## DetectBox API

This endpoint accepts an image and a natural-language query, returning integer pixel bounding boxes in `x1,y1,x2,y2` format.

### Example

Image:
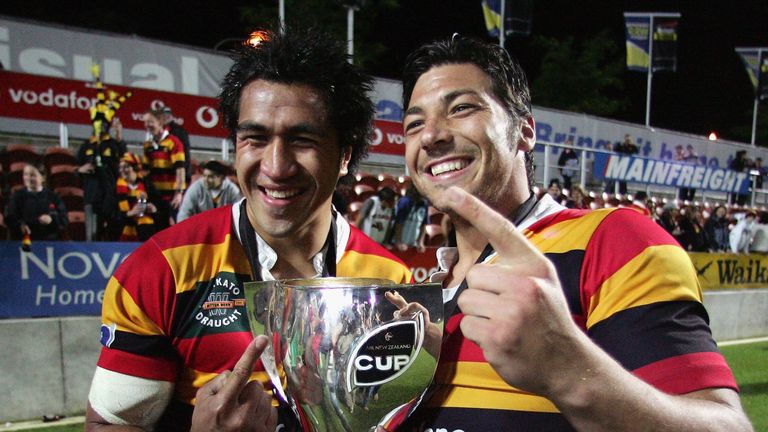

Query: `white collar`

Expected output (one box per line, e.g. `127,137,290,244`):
231,198,350,281
433,194,565,301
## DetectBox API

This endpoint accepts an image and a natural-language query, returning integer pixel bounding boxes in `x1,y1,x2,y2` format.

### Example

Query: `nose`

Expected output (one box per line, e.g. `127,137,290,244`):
419,117,453,152
260,139,297,180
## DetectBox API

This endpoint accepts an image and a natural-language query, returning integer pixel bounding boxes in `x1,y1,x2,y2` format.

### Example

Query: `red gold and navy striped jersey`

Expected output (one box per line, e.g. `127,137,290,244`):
115,177,154,241
142,131,185,201
96,205,411,428
402,206,736,431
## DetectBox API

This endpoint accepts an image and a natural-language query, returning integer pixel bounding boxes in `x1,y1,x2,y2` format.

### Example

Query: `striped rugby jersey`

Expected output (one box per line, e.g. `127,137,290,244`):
142,130,185,201
402,199,736,431
96,204,412,428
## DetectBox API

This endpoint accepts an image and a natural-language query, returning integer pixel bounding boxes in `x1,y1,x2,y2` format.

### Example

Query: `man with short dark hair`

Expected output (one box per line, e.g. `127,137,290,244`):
161,106,193,186
176,160,242,222
86,26,411,431
395,35,752,431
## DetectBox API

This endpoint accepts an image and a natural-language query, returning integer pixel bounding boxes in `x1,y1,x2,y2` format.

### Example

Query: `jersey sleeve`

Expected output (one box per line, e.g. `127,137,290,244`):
581,209,737,394
97,238,180,382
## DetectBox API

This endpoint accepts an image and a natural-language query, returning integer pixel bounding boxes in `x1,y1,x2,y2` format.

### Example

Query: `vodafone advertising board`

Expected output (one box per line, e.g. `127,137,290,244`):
0,69,408,156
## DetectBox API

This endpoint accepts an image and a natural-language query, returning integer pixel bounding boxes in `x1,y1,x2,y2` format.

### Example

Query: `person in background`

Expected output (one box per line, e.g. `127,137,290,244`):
76,117,124,239
676,205,708,252
627,190,652,217
564,184,589,210
357,186,397,245
606,134,639,195
557,140,578,191
392,183,430,252
113,152,158,242
704,205,730,252
5,162,68,242
730,150,749,206
676,144,699,201
396,34,751,431
730,210,756,253
161,106,193,187
176,160,242,222
142,108,186,231
544,179,565,204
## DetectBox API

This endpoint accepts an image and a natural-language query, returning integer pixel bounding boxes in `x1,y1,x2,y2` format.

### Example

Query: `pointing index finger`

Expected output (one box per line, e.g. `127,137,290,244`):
219,335,269,401
443,186,541,261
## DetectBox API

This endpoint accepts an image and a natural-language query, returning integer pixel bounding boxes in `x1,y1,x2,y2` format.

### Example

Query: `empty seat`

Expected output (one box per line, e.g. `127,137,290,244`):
48,165,81,189
55,186,85,212
5,144,40,171
67,211,86,241
355,173,379,189
44,147,77,170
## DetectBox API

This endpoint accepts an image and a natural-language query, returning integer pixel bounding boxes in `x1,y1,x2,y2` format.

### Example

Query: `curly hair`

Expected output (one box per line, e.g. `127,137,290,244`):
402,35,535,190
219,26,375,174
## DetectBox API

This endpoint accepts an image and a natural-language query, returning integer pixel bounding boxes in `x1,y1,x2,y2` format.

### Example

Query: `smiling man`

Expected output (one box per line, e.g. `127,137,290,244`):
85,27,411,432
396,36,753,431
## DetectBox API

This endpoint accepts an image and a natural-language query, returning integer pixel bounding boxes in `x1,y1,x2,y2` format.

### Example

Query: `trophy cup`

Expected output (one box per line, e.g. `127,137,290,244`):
245,278,443,432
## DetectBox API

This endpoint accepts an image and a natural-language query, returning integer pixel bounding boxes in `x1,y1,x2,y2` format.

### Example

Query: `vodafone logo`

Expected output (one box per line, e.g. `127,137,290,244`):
196,106,219,129
8,87,97,110
371,127,383,146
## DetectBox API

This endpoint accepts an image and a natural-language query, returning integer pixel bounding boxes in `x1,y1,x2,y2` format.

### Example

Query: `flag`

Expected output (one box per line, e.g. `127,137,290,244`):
736,48,761,90
760,50,768,102
624,13,680,72
652,17,679,72
481,0,503,37
624,14,651,71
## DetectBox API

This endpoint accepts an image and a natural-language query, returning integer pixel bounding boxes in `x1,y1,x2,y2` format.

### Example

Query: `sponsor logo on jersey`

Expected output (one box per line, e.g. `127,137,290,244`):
193,273,246,330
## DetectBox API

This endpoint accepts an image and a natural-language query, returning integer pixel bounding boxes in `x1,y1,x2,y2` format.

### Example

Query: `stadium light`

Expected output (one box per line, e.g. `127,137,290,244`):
708,131,718,141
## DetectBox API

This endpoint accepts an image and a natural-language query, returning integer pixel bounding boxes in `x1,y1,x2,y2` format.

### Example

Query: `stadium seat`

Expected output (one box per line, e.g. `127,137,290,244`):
5,144,40,171
353,183,376,200
43,147,77,170
0,213,6,240
48,164,81,189
66,211,86,241
355,173,379,189
346,200,364,226
55,186,85,212
377,174,399,192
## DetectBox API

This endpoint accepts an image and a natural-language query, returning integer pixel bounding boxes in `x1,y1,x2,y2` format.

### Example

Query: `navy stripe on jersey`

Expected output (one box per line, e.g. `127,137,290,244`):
110,330,179,360
587,300,718,371
400,407,576,431
545,250,584,316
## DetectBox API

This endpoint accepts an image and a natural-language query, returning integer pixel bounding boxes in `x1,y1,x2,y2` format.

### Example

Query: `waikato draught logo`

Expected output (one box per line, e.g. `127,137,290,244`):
193,273,247,330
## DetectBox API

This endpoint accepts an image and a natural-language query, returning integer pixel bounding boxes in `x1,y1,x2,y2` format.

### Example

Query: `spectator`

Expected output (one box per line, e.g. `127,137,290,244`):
607,134,639,194
176,160,242,222
729,150,749,206
564,184,589,209
557,141,578,190
161,106,193,186
704,205,730,252
627,190,652,217
142,109,186,231
677,144,699,201
76,117,125,239
750,211,768,254
5,162,68,241
677,206,708,252
729,210,756,253
357,186,397,245
113,152,158,242
545,179,565,204
392,183,430,252
754,157,765,190
657,202,682,239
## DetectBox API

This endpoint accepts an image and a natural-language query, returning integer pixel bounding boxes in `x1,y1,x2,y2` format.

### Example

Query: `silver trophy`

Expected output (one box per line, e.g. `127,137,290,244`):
245,277,443,432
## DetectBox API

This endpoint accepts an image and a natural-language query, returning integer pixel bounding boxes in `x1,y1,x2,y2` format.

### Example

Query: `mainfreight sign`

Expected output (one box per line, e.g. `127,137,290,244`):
593,153,751,195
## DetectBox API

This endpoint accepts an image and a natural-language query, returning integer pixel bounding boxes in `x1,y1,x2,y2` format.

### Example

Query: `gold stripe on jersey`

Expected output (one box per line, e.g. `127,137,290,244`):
586,244,702,328
161,235,249,294
103,278,165,336
175,367,272,405
429,362,559,412
524,210,607,253
337,250,412,283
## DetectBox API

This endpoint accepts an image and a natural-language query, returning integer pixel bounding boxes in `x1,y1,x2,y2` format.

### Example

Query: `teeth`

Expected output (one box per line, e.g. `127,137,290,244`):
431,160,469,176
265,188,300,199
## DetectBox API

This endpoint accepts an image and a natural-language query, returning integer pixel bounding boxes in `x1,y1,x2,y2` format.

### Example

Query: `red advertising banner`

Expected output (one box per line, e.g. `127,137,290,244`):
0,69,405,156
0,69,227,138
390,247,439,283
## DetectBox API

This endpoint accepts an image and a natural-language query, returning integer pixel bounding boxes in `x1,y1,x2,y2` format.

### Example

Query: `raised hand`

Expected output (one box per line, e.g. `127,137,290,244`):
191,336,278,432
444,186,586,398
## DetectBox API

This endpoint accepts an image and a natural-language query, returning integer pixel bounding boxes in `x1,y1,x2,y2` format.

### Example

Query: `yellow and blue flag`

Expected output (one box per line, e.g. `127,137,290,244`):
481,0,503,37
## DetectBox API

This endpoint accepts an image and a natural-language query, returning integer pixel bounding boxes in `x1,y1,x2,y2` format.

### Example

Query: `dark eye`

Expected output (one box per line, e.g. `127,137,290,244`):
451,103,475,114
404,119,424,134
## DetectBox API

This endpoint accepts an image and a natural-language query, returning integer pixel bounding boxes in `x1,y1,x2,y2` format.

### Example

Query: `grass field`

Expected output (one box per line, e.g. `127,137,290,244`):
720,341,768,431
22,341,768,432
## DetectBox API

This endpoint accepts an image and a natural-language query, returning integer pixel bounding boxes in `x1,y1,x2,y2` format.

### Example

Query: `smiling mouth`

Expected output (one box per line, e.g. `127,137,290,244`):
262,187,301,199
430,159,470,176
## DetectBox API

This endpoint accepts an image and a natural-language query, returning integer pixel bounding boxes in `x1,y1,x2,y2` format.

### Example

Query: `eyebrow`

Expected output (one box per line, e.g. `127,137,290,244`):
235,121,326,137
404,88,481,117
